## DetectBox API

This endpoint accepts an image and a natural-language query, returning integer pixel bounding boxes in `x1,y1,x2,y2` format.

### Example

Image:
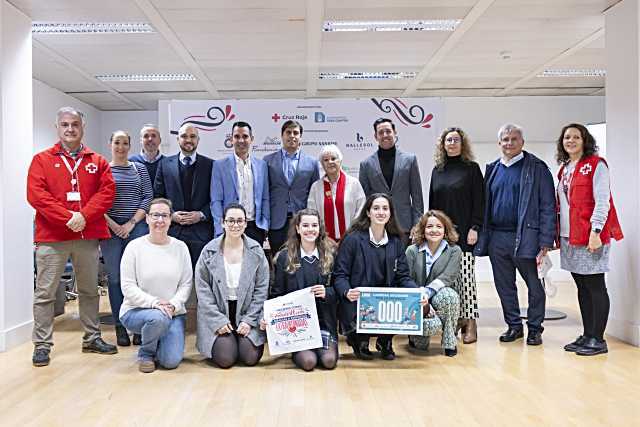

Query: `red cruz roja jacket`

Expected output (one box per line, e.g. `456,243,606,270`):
27,142,115,242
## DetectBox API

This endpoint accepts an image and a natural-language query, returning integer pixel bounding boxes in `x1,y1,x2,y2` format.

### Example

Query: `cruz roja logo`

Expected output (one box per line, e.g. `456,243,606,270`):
272,113,308,123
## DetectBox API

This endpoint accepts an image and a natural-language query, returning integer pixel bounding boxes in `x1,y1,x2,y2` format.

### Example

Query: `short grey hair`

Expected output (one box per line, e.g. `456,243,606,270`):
318,144,343,162
140,123,160,136
56,107,85,126
498,123,524,141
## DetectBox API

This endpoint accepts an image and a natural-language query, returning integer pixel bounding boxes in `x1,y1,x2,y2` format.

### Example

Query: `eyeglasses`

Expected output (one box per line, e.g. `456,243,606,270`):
148,213,170,220
224,219,246,226
445,137,461,144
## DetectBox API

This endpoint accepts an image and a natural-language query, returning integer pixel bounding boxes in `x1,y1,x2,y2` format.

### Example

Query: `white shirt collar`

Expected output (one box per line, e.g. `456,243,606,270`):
234,152,251,165
500,152,524,167
369,227,389,246
141,150,162,163
300,247,319,259
179,152,196,164
418,240,448,257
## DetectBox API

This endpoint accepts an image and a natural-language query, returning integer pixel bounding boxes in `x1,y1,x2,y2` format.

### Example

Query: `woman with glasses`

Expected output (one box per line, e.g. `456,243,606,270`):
269,208,339,371
555,123,623,356
428,127,484,344
195,203,269,368
100,130,153,346
307,145,366,242
119,198,193,373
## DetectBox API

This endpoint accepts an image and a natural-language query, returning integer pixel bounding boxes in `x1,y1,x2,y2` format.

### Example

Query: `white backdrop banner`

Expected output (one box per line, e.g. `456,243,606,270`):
166,98,443,183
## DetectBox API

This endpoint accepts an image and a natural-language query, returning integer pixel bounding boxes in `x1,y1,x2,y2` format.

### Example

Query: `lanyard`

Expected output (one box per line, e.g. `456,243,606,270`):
59,154,83,188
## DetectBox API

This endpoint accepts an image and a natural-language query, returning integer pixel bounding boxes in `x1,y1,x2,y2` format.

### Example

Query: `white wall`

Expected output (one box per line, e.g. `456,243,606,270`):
1,1,34,351
100,110,158,157
33,79,101,155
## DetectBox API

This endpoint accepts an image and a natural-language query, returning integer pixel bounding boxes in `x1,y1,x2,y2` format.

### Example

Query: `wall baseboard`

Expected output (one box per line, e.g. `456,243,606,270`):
606,317,640,347
0,319,33,352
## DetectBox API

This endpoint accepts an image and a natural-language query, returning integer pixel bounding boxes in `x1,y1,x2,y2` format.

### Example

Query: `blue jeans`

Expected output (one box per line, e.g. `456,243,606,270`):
120,309,185,369
99,221,147,327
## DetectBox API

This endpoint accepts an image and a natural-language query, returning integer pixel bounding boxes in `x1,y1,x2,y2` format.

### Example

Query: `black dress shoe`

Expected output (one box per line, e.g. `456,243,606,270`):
576,338,608,356
132,333,142,346
82,337,118,354
526,330,543,346
376,338,395,360
564,335,588,352
347,334,373,360
115,325,131,347
32,348,50,367
444,347,457,357
499,328,524,342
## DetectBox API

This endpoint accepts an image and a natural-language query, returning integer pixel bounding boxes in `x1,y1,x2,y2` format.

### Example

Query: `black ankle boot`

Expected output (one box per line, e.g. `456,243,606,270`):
115,325,131,347
132,334,142,346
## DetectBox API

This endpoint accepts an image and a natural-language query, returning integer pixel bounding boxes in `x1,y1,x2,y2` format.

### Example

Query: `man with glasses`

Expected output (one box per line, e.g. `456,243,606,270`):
210,121,269,245
27,106,117,367
358,118,424,245
154,123,214,268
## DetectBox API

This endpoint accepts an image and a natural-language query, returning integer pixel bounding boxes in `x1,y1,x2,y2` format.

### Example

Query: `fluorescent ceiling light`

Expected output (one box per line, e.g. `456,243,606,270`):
319,72,417,80
323,20,461,32
32,22,155,34
95,73,196,82
538,69,606,77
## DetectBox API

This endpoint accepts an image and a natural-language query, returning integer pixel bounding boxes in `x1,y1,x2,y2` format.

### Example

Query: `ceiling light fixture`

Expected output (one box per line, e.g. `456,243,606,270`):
95,73,196,82
32,22,155,34
538,69,606,77
323,19,461,32
319,71,417,80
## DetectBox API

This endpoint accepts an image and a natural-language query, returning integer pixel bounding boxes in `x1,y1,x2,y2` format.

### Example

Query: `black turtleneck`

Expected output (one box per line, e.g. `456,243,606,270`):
377,145,396,189
428,155,484,253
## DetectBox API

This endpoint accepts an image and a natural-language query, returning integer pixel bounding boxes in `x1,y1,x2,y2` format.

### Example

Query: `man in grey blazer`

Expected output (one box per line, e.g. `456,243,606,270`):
359,118,424,244
263,120,320,253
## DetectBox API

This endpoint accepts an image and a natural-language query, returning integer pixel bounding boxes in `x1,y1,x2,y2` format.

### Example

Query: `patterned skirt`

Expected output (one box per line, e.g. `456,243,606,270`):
453,252,479,319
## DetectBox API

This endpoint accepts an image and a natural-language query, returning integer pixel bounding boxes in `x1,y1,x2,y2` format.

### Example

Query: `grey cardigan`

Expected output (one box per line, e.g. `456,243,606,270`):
405,243,462,293
195,235,270,358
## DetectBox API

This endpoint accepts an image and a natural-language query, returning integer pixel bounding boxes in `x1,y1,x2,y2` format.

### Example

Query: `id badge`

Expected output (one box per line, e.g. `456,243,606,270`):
67,191,81,201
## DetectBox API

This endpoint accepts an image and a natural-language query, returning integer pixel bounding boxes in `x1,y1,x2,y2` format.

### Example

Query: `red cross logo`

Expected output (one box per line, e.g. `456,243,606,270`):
85,163,98,174
579,164,592,176
271,113,281,123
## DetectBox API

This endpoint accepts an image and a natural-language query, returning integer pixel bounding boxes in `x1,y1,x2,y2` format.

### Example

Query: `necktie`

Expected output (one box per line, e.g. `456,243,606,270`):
183,156,192,167
285,154,295,184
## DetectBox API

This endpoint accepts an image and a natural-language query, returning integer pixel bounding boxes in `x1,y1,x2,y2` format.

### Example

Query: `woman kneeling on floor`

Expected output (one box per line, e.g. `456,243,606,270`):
195,203,269,368
269,209,339,371
119,198,193,373
405,210,462,357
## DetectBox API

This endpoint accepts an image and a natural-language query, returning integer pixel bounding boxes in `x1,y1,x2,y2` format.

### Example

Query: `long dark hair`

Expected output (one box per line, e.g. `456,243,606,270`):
344,193,402,237
281,209,337,275
555,123,599,164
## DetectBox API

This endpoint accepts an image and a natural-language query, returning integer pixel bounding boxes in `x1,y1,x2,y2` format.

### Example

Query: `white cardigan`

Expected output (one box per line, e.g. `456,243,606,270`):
307,172,366,239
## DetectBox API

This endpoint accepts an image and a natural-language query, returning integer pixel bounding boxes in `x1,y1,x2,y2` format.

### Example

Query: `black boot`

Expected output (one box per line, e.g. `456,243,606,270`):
347,333,373,360
132,334,142,346
115,325,131,347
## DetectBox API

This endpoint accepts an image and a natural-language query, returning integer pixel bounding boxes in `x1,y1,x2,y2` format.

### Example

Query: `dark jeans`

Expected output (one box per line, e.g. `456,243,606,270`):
488,230,545,331
99,221,148,327
571,273,609,340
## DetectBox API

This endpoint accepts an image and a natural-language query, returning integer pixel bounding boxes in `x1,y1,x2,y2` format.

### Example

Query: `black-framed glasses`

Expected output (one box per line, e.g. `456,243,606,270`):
224,218,246,226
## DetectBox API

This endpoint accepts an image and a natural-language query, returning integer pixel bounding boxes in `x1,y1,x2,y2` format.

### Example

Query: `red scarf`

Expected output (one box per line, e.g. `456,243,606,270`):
323,171,347,241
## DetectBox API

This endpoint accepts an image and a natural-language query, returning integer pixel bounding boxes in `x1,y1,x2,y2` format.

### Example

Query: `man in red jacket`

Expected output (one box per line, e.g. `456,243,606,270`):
27,107,117,367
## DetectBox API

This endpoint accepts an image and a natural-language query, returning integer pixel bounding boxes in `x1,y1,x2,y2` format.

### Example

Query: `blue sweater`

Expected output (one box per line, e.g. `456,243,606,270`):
489,160,523,231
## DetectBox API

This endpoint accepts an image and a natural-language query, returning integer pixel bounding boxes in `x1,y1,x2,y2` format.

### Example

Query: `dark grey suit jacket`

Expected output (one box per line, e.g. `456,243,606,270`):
358,148,424,231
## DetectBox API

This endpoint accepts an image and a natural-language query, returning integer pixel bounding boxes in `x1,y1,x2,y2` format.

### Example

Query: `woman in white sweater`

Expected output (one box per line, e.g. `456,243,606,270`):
119,198,192,373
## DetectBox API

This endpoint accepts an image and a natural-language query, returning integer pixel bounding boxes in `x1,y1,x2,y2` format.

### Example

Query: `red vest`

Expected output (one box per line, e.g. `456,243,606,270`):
557,155,623,246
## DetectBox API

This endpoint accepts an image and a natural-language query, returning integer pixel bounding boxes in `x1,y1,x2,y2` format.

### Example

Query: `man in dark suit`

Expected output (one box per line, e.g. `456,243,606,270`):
358,118,424,244
263,120,320,253
154,123,214,267
210,121,269,244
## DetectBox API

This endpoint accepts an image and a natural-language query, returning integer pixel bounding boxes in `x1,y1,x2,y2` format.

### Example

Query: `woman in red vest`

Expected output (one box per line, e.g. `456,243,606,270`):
556,123,623,356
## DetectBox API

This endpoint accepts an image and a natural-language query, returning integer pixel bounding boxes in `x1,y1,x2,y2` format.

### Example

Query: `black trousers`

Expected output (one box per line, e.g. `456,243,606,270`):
268,216,291,255
244,220,266,246
571,272,609,341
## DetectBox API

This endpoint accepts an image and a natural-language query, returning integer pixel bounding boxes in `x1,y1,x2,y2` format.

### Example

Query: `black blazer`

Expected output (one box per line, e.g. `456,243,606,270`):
333,230,417,300
154,153,214,242
271,250,338,337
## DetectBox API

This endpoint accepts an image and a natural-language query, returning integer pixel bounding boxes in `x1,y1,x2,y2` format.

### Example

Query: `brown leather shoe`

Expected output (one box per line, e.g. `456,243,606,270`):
456,319,467,336
463,319,478,344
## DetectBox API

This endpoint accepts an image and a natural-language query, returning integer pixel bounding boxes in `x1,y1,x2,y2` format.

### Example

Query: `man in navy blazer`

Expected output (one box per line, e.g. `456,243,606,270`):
154,123,214,268
210,121,269,244
263,120,320,253
474,123,556,346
